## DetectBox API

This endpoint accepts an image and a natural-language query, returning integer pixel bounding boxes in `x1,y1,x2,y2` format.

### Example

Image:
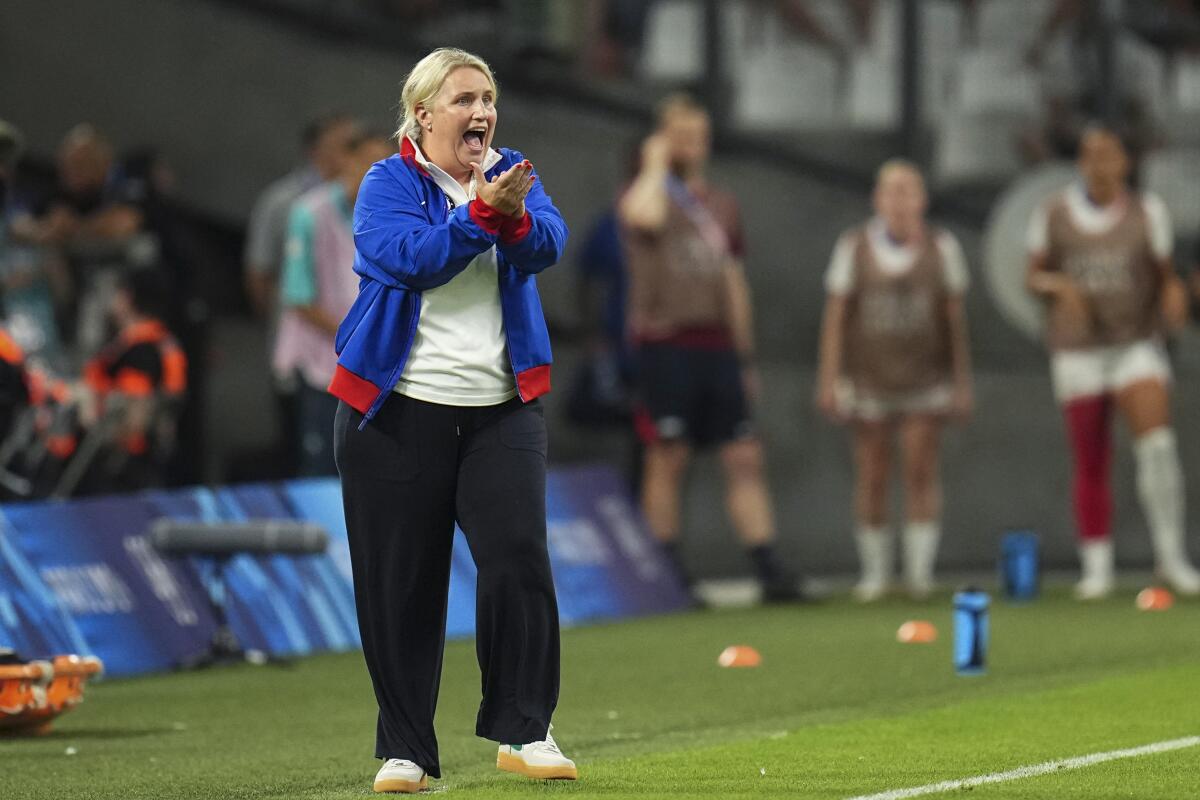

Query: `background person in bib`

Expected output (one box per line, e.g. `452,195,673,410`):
329,48,576,793
619,93,805,604
1026,126,1199,600
816,160,973,602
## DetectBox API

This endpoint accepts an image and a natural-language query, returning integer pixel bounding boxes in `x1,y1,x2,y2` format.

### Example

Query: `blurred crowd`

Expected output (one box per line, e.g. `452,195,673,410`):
0,121,208,500
2,0,1198,516
0,113,401,499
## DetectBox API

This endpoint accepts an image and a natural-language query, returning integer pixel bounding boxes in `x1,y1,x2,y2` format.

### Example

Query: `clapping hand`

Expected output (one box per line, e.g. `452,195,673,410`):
471,160,535,217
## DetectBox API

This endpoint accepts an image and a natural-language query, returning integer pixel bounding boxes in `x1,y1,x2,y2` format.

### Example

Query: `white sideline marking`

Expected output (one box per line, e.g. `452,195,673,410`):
845,736,1200,800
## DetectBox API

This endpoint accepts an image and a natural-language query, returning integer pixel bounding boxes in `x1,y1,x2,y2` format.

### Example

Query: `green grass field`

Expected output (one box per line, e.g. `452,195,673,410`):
8,586,1200,799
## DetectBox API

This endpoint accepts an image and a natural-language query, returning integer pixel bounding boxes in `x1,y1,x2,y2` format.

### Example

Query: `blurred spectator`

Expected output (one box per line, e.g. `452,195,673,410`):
1021,1,1184,163
619,94,803,602
749,1,979,62
244,113,359,319
76,268,186,494
273,130,392,477
8,124,155,355
0,120,68,364
0,327,31,455
0,325,33,501
566,143,641,429
566,208,632,428
12,125,143,249
0,122,31,449
117,147,212,485
756,0,875,62
1028,0,1200,65
244,113,358,474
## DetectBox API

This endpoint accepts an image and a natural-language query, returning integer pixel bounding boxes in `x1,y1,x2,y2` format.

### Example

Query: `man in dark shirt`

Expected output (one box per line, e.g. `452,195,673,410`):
16,125,144,248
9,125,152,353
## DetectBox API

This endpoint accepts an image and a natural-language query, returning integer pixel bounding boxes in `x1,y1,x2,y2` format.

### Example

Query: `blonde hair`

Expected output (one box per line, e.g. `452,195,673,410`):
395,48,499,143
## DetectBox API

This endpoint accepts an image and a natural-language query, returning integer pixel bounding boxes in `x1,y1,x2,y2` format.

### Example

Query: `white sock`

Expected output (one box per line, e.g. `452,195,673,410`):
855,525,892,588
1134,428,1189,568
903,521,940,591
1078,538,1114,589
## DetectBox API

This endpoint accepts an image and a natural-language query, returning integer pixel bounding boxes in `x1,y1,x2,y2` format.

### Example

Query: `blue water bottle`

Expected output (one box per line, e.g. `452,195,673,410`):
1000,530,1040,601
953,589,989,676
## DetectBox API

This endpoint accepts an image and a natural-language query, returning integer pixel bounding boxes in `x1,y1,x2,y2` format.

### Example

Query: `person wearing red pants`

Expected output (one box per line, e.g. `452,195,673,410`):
1026,126,1199,600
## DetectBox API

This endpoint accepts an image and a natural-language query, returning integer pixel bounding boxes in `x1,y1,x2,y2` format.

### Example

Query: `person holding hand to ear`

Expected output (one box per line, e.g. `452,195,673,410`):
329,48,574,793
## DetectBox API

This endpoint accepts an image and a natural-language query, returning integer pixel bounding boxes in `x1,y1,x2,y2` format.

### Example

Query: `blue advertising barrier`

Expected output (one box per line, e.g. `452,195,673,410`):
0,465,689,676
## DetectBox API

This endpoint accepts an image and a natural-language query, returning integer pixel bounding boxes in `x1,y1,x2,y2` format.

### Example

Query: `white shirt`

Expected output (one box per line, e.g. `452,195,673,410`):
392,139,517,406
825,218,969,296
1025,183,1173,259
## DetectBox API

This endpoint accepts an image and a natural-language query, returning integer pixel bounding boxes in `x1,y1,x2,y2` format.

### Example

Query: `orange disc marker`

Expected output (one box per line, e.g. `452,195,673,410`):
1136,587,1174,611
717,645,762,668
896,620,938,643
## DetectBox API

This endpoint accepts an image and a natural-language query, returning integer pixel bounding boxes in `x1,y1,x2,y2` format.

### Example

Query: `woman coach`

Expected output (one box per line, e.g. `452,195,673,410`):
329,48,575,793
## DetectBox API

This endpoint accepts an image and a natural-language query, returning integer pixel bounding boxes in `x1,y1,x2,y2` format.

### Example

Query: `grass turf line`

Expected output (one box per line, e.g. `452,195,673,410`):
5,587,1199,799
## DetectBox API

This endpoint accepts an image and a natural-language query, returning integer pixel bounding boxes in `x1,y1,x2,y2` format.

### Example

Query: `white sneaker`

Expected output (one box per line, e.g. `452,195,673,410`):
853,575,890,603
1075,539,1114,601
373,759,427,794
1158,559,1200,596
497,725,577,780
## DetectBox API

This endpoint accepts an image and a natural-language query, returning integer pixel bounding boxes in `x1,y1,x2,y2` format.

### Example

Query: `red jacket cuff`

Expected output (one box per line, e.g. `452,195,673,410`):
468,196,505,235
500,211,532,245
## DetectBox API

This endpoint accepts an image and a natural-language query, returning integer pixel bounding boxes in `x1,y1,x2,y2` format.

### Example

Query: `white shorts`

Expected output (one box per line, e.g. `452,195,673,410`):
836,379,953,422
1050,339,1171,405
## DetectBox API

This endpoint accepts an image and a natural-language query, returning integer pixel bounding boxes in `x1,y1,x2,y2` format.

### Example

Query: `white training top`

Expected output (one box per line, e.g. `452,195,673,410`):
1025,182,1173,259
392,140,518,406
824,217,969,296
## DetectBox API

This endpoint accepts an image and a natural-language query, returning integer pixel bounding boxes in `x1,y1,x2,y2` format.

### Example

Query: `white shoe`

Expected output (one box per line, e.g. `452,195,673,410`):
853,575,890,603
497,725,577,780
1075,539,1114,601
1075,573,1114,601
373,759,427,794
1158,559,1200,596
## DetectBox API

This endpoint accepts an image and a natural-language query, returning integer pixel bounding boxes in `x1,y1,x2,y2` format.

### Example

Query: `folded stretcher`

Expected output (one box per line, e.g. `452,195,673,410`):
0,654,104,735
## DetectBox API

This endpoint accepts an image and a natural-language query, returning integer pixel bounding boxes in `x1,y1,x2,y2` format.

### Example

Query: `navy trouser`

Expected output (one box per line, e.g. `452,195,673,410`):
333,395,559,778
297,377,339,477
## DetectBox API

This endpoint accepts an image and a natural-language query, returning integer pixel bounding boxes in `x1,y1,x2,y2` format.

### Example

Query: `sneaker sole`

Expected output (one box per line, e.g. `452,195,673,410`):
497,751,578,780
373,775,427,793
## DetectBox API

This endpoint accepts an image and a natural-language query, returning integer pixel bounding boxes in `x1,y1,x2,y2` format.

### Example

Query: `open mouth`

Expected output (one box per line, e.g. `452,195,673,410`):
463,128,486,152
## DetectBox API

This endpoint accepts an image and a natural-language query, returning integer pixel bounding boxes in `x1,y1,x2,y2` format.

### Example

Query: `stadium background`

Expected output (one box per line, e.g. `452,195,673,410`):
6,0,1199,576
4,2,1200,799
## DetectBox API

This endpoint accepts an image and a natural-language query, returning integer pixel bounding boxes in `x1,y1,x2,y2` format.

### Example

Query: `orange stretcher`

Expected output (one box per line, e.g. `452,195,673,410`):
0,655,104,735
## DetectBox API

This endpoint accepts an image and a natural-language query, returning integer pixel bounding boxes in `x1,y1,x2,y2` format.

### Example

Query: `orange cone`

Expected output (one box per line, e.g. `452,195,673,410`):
896,620,938,643
1136,587,1174,611
717,645,762,668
